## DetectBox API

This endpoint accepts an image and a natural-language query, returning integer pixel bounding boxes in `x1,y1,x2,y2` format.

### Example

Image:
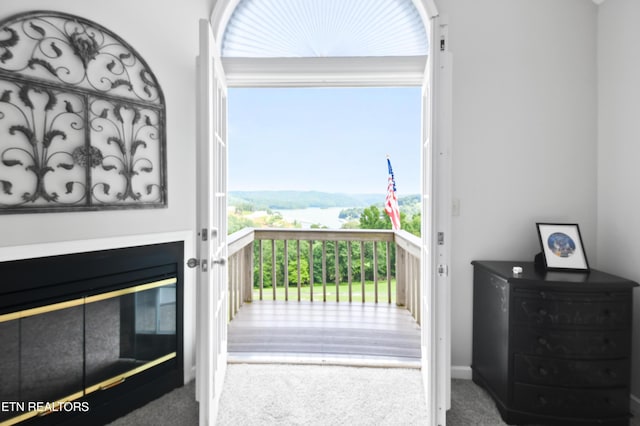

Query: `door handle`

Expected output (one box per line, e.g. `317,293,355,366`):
212,258,226,266
186,258,200,268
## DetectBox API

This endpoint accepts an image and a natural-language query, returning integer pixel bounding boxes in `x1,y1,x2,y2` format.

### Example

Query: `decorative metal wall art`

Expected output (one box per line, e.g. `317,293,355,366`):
0,11,166,213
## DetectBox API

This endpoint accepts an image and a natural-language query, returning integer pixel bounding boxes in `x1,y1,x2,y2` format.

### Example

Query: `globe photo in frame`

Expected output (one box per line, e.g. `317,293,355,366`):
547,232,576,258
536,223,589,271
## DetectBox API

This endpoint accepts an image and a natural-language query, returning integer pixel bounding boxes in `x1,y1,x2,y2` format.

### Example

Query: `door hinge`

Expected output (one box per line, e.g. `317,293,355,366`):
201,228,208,241
438,232,445,245
439,16,449,53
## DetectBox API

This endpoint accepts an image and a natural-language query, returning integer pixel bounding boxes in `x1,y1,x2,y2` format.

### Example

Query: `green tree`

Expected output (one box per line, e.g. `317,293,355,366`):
228,214,255,234
341,220,360,229
403,213,421,237
359,205,391,230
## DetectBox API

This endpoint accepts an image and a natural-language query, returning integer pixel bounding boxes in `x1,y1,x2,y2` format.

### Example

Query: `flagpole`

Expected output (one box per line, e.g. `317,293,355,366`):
385,155,401,231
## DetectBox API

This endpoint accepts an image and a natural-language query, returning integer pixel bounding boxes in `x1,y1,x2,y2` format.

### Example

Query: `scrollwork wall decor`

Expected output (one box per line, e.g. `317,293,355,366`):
0,11,166,213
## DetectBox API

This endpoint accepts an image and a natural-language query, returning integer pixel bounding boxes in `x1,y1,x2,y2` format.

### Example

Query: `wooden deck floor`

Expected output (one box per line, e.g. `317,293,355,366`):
227,301,422,368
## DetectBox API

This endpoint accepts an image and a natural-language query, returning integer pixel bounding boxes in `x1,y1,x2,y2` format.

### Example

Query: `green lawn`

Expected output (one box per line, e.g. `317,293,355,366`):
252,279,396,303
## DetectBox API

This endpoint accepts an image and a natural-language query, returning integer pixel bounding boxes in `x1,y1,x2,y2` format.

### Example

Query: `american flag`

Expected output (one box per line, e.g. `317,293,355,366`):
385,157,401,231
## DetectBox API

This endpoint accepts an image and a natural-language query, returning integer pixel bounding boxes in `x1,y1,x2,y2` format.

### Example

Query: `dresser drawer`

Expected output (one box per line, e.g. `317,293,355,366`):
513,289,629,303
512,383,629,418
512,327,630,358
512,297,630,328
514,354,629,387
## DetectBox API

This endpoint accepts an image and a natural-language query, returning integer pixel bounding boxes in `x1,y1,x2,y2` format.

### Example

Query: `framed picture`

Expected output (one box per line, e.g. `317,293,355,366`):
536,223,590,272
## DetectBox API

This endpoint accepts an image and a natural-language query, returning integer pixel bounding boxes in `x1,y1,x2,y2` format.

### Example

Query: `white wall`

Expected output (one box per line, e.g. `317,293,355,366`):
597,0,640,410
0,0,210,246
437,0,599,372
5,0,634,407
0,0,213,383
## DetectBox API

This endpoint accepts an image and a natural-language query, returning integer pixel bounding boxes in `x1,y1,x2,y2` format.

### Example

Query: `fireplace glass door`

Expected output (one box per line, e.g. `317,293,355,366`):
0,277,177,424
0,301,85,423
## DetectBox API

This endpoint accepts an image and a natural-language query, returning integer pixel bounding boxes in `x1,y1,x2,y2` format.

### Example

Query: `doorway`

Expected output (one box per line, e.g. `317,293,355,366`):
199,1,450,424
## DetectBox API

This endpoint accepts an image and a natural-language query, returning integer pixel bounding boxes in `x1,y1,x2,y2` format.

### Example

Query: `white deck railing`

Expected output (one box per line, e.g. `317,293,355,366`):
227,228,422,324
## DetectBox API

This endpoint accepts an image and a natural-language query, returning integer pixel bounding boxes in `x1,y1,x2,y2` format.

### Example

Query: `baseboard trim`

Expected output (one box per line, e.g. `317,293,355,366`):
451,365,472,380
631,393,640,417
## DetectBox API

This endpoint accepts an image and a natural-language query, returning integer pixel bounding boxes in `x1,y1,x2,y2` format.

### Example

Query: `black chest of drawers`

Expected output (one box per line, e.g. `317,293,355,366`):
471,261,638,426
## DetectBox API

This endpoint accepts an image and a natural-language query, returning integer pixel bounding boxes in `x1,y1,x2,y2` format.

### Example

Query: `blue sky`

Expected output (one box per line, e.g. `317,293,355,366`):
228,87,421,195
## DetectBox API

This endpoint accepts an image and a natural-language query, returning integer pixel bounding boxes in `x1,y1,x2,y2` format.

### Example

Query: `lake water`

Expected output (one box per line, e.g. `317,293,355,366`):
274,207,349,229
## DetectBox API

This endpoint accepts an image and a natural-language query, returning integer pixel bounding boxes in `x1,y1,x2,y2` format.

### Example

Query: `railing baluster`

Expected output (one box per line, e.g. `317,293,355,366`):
228,254,233,320
361,241,365,303
284,240,289,302
374,241,378,304
309,240,314,302
246,244,254,303
415,256,421,325
271,239,276,301
387,241,391,304
412,257,418,321
297,240,301,302
410,256,415,318
322,240,327,302
232,252,237,317
347,240,352,303
259,239,263,301
407,248,411,310
239,250,244,308
236,251,240,310
235,252,241,314
334,241,339,302
236,251,241,313
237,256,241,312
396,245,406,307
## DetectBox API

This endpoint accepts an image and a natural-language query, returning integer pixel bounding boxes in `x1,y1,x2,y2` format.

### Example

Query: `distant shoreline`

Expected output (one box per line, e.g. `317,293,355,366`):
229,190,418,211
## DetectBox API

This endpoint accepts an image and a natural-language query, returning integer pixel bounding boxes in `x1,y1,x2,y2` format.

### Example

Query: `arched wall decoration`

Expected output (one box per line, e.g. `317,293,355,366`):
0,11,166,214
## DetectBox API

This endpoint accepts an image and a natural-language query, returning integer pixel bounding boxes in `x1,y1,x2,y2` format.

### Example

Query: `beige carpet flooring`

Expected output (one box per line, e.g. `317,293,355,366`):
109,365,640,426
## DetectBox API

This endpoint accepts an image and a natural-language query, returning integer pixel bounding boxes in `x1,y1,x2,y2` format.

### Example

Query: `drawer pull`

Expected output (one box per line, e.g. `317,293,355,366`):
537,395,548,405
537,308,548,316
604,368,616,378
538,366,549,376
537,336,548,345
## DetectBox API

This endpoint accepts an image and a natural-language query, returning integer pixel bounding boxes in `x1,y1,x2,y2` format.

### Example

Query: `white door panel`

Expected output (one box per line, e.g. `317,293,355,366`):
421,15,452,426
196,18,228,426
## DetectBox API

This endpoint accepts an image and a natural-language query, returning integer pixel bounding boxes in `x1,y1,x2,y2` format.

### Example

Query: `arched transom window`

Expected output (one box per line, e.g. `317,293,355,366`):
0,11,166,213
221,0,428,58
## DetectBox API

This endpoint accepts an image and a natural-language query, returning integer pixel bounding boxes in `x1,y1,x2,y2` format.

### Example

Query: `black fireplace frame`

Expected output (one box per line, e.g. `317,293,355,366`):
0,241,184,425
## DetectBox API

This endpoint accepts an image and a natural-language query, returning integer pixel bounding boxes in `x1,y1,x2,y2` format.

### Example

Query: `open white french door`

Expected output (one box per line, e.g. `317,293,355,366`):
421,15,452,426
196,18,229,426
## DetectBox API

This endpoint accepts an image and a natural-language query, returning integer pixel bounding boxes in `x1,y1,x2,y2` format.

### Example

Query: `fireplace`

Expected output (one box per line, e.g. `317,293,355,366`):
0,242,184,425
